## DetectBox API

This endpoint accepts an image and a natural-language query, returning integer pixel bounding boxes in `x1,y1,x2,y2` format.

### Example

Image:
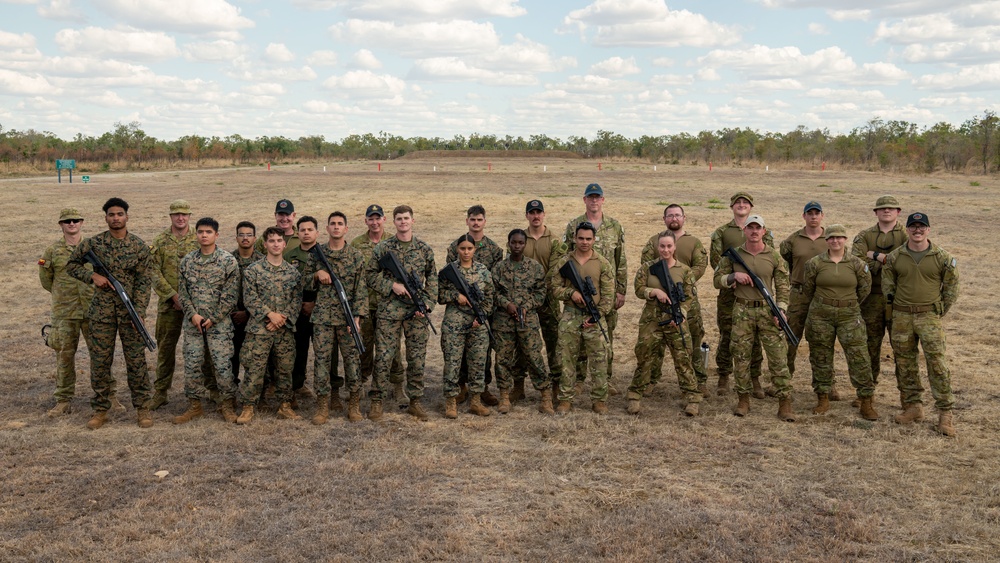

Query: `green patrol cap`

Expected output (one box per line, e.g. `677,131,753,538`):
873,195,900,210
824,224,848,239
59,208,83,222
169,199,192,214
730,192,754,207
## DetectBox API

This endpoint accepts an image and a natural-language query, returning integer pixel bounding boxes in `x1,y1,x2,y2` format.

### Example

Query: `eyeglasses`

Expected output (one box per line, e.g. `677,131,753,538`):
236,233,255,238
60,219,83,224
907,225,928,232
665,213,684,218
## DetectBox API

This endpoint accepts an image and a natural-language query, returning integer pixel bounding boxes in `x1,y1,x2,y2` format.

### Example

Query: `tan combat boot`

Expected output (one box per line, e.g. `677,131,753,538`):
894,403,924,424
497,390,511,414
368,400,384,421
480,388,499,407
717,375,730,396
469,394,491,416
751,377,766,399
48,401,72,418
812,393,830,415
592,401,607,415
829,384,842,401
312,395,330,425
607,384,620,396
137,408,154,428
626,399,641,415
444,396,458,419
146,389,169,410
698,383,709,398
777,397,796,422
172,399,204,425
642,383,656,397
733,394,750,417
684,402,700,417
510,379,525,402
236,405,255,424
110,394,127,412
937,411,956,437
220,399,238,423
859,397,879,421
538,389,554,415
329,393,343,412
347,392,363,422
277,402,302,420
556,400,572,415
407,398,429,421
86,411,108,430
456,383,468,404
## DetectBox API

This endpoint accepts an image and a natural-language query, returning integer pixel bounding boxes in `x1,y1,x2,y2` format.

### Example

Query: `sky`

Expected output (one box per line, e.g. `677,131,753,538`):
1,0,999,142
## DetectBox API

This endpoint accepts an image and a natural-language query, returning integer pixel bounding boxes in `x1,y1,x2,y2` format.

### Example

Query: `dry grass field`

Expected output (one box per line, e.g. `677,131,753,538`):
2,159,998,561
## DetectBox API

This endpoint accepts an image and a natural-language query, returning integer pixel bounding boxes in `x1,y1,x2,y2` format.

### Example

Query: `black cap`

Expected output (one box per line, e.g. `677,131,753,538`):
365,204,384,217
906,212,929,227
803,201,822,213
275,199,294,214
584,183,603,197
525,200,544,213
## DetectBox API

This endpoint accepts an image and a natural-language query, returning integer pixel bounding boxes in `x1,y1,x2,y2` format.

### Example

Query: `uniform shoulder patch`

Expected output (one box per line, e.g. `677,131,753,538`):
951,258,957,268
38,258,46,266
864,264,869,273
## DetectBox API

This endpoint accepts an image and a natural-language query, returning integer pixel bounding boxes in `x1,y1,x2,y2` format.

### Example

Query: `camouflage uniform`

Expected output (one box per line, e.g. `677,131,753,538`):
852,222,907,383
640,232,709,385
547,252,614,402
491,256,549,391
802,252,874,396
66,231,154,411
438,261,495,396
285,244,318,391
883,241,959,410
628,260,700,403
447,235,504,387
350,232,404,388
365,235,437,402
151,227,199,393
39,237,94,401
306,242,369,397
780,228,827,375
523,227,567,384
178,248,240,402
230,249,263,384
564,215,626,383
239,259,303,405
713,244,791,398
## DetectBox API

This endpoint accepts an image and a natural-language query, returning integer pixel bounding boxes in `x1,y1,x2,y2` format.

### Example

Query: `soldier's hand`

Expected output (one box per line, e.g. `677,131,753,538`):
615,293,626,309
316,271,332,285
457,294,470,307
352,317,361,333
471,319,481,328
192,314,205,332
171,295,183,311
571,291,584,305
266,321,278,332
734,272,753,286
231,311,249,325
650,289,668,303
267,312,286,328
392,282,411,299
202,318,214,331
506,303,519,317
302,302,315,317
92,273,111,289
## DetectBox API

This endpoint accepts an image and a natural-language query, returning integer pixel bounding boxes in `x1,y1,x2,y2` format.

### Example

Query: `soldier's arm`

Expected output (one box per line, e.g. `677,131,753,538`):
421,247,437,313
546,257,574,303
365,245,394,298
772,251,790,310
852,232,881,276
764,230,775,249
640,235,656,265
802,257,818,303
134,243,155,312
527,262,547,311
680,268,696,316
779,235,793,273
150,239,177,300
437,272,458,305
39,246,55,292
216,258,241,323
709,229,722,270
65,238,93,284
549,238,568,267
940,253,959,316
480,269,495,314
855,258,872,303
243,268,269,320
882,253,897,299
633,262,649,300
614,225,627,295
177,258,196,320
490,263,512,311
351,255,369,317
598,260,615,317
713,257,734,289
690,239,709,280
286,271,304,326
445,242,457,265
563,221,576,252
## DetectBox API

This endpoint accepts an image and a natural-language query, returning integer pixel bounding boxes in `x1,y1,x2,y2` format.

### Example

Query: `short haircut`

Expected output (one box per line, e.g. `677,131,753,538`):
657,230,677,242
103,197,129,213
195,217,219,232
236,221,256,234
664,204,685,216
455,234,476,247
467,205,486,218
296,215,318,229
393,205,413,218
262,226,285,241
508,228,527,242
575,222,596,237
328,211,348,224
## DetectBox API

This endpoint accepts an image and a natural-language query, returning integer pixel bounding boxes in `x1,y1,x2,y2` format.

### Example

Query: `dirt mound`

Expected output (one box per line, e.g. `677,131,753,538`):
400,150,583,159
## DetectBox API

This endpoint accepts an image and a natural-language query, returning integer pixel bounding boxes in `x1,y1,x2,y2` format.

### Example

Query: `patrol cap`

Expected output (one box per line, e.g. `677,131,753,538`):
730,191,754,207
744,214,765,228
275,199,294,214
584,183,604,197
169,199,192,215
824,224,848,239
803,201,823,213
874,195,901,210
365,204,384,217
59,208,83,222
525,199,544,213
906,212,929,227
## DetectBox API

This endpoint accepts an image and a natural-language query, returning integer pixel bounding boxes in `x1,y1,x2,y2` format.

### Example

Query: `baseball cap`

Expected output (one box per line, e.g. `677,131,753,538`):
874,195,901,210
525,200,544,213
169,199,192,214
906,212,929,227
584,183,603,197
275,199,294,214
745,214,765,228
59,208,83,222
365,204,384,217
730,192,754,206
824,224,847,239
803,201,823,213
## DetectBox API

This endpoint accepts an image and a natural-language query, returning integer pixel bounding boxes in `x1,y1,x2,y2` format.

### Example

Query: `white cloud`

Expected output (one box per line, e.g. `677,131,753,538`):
0,31,42,62
37,0,85,21
874,14,962,43
859,62,908,83
698,45,857,80
80,90,129,107
0,68,59,95
183,40,243,62
564,0,740,47
650,73,694,86
339,0,526,20
323,70,407,98
17,96,60,111
307,50,338,67
408,58,537,86
332,19,499,56
808,22,828,34
758,1,956,18
651,57,674,67
805,87,886,102
477,35,575,73
829,9,870,21
91,0,254,33
350,49,381,69
589,56,640,77
54,27,180,61
263,42,295,63
746,78,804,90
915,63,1000,90
242,83,285,96
696,68,720,81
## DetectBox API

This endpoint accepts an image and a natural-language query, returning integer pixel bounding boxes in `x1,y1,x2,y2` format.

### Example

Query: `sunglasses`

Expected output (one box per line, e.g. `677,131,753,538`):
60,219,83,224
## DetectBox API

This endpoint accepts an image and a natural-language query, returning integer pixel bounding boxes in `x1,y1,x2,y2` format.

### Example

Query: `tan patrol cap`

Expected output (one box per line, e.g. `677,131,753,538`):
873,195,900,210
730,191,754,206
59,208,83,222
745,214,765,227
169,199,192,214
824,224,848,239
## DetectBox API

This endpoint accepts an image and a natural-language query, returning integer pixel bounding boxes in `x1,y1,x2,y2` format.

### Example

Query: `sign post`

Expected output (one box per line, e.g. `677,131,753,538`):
56,159,76,183
82,175,91,184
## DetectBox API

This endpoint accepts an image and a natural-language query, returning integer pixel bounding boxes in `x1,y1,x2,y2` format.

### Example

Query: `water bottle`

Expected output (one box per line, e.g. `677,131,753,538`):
700,342,710,372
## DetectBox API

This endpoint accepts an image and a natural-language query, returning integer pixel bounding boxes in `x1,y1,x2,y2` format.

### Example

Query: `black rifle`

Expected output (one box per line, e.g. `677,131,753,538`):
722,247,799,346
310,245,365,355
377,250,437,334
558,259,609,342
439,262,494,342
517,307,526,330
84,249,156,351
649,259,689,349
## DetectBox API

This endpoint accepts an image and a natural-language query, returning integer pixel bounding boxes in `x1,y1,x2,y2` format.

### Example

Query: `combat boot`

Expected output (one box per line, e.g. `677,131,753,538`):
717,375,730,396
608,384,620,396
937,411,956,437
220,399,238,423
592,401,607,415
86,411,108,430
829,384,842,401
480,388,499,407
851,397,862,408
277,402,302,420
456,383,468,404
444,396,458,419
407,398,429,421
643,383,656,397
393,382,407,407
312,396,330,425
146,389,169,410
236,405,255,424
47,401,72,417
751,377,766,399
859,397,879,421
347,392,363,422
510,379,525,402
733,394,750,417
684,402,700,417
110,394,127,412
812,393,830,415
368,400,384,421
626,399,641,415
137,408,154,428
469,394,491,416
172,399,204,425
498,390,511,414
777,397,796,422
329,393,343,412
573,380,585,397
698,383,709,398
894,403,924,425
538,389,554,415
556,400,572,415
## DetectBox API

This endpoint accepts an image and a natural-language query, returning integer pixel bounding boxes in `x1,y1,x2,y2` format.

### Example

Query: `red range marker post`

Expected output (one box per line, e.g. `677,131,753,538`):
598,162,602,171
709,162,713,172
267,162,271,171
378,163,381,172
488,162,492,171
822,161,826,171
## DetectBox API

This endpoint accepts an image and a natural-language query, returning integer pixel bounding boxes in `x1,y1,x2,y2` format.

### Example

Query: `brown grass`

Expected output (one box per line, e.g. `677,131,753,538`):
2,159,998,561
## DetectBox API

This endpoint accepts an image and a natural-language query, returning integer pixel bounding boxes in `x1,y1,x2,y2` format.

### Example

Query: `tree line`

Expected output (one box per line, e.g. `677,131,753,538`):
1,111,997,174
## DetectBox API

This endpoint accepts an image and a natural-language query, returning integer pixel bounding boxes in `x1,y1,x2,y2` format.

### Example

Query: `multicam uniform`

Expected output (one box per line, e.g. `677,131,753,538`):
285,243,318,392
851,222,907,383
39,238,94,402
151,228,199,394
523,227,567,383
66,231,154,411
628,259,699,404
438,261,495,397
350,232,404,388
491,256,549,392
230,249,263,383
713,244,791,399
178,248,240,402
780,228,827,375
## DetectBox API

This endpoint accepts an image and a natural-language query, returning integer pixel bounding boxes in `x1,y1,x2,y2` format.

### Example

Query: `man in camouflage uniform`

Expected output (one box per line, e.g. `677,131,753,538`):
365,205,437,421
522,199,566,394
710,192,774,397
884,212,960,437
639,204,709,394
563,184,626,394
173,218,241,425
714,214,795,422
549,222,615,414
308,211,369,424
66,197,154,429
236,227,304,424
230,221,263,384
284,216,320,396
149,199,199,409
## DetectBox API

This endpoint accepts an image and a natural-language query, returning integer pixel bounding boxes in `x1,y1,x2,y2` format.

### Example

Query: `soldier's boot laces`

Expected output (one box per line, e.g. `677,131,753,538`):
859,397,879,421
407,398,429,421
497,390,511,414
469,394,491,417
733,394,750,417
777,397,796,422
894,403,924,425
444,396,458,419
812,393,830,415
684,402,700,417
110,394,127,412
48,401,72,418
235,405,255,425
277,402,302,420
137,408,154,428
86,411,108,430
937,411,956,437
347,392,363,422
220,399,238,423
751,377,766,400
538,389,554,415
312,396,329,426
172,399,203,425
368,400,384,421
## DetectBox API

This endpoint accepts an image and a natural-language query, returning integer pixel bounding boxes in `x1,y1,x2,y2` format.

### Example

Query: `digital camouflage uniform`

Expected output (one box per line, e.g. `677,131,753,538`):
306,242,369,398
365,235,437,402
547,252,615,402
151,227,199,393
491,256,549,391
640,232,709,385
447,235,504,387
883,241,959,410
39,237,94,402
802,252,874,397
230,249,263,383
350,232,404,388
523,227,567,384
438,261,495,397
780,228,827,376
628,259,700,403
178,248,240,402
66,231,154,411
239,259,303,406
713,244,791,398
285,243,318,391
851,222,907,383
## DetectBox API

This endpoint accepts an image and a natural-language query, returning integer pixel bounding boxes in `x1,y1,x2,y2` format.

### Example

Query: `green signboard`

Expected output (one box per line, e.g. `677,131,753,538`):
56,159,76,170
82,175,90,183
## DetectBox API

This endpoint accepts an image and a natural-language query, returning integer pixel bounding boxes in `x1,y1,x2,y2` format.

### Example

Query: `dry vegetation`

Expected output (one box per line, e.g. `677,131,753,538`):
2,159,998,561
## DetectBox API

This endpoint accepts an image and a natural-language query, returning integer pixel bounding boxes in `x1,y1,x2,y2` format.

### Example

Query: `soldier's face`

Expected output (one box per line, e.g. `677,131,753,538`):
298,222,318,245
171,213,190,231
236,228,256,249
584,194,604,213
804,209,823,228
457,240,476,263
743,223,765,243
907,222,929,243
59,218,83,236
365,213,385,233
197,226,218,248
508,234,526,258
466,214,485,234
876,208,900,222
327,217,347,241
826,236,846,252
664,209,684,230
731,198,752,218
575,230,595,253
105,207,127,231
265,234,286,257
394,212,413,234
275,212,295,233
658,236,676,260
526,209,544,228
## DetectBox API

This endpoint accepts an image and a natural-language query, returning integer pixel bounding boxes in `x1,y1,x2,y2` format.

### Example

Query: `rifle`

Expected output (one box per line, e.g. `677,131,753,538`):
200,319,218,380
649,259,688,349
84,249,157,351
377,250,437,334
722,247,798,346
310,245,365,356
439,262,494,342
558,259,609,342
517,307,526,330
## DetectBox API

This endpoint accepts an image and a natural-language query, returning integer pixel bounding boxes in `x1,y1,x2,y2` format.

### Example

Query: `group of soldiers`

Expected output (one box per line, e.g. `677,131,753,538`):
39,184,960,436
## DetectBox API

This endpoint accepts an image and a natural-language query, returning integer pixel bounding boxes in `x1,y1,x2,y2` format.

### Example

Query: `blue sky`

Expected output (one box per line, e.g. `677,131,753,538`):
1,0,998,141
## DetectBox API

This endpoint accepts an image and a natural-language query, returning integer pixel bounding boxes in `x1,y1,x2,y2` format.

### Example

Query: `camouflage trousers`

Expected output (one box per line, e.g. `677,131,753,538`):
89,317,152,411
559,309,609,402
731,303,791,398
890,310,953,410
629,319,700,403
48,318,92,401
649,296,707,385
494,328,550,391
240,329,295,405
359,309,404,386
441,313,490,397
372,316,429,401
575,307,617,384
313,324,362,397
805,302,874,397
539,297,562,382
785,285,812,377
717,290,763,379
860,293,897,385
182,326,236,401
154,307,183,392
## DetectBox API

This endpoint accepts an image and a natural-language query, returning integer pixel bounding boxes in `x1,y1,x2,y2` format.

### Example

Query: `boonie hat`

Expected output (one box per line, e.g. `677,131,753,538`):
873,195,901,210
584,183,604,197
730,192,754,206
745,214,765,227
824,224,847,239
803,201,823,213
525,199,544,213
906,212,929,227
59,208,83,222
365,204,384,217
275,199,294,214
169,199,192,214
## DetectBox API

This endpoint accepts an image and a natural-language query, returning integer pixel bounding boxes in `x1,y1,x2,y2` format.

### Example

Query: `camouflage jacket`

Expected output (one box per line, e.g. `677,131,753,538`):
305,242,369,326
851,222,907,294
446,235,505,272
39,238,93,320
713,244,790,310
242,259,303,335
563,214,627,295
709,219,775,270
883,241,959,315
547,252,615,318
802,252,872,304
366,235,437,321
437,261,495,327
490,256,546,331
634,259,695,326
351,231,390,311
641,232,708,280
178,248,240,332
230,249,264,311
151,228,198,311
66,231,154,322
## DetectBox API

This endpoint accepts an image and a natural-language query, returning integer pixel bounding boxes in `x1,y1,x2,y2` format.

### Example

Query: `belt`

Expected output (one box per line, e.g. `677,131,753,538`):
818,298,857,307
893,304,934,313
735,297,766,308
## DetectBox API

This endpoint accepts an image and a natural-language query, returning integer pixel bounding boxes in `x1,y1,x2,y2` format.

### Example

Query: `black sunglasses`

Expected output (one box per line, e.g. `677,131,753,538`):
60,219,83,224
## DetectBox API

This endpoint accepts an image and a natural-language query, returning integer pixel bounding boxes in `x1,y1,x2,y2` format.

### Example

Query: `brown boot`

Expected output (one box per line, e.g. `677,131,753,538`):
538,389,554,415
146,389,169,411
510,379,525,402
592,401,607,415
777,397,796,422
347,392,363,422
684,402,700,417
751,377,766,399
608,384,620,396
48,401,72,417
717,375,730,396
172,399,204,425
277,402,302,420
851,397,862,408
894,403,924,424
110,394,127,412
86,411,108,430
556,400,572,415
937,411,956,437
480,388,499,407
312,395,330,425
643,383,656,397
407,398,429,421
220,399,238,423
698,383,709,398
626,399,641,414
456,383,468,404
444,396,458,419
573,380,585,397
733,394,750,417
329,393,343,412
368,400,384,421
829,385,842,401
469,394,491,416
812,393,830,415
236,405,255,424
859,397,879,421
137,408,154,428
498,390,511,414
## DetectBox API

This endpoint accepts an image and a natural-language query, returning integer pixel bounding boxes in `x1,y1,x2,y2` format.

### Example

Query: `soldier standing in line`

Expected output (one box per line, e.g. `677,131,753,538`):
365,205,437,421
173,217,241,425
236,227,304,424
491,229,552,414
520,199,566,397
254,198,300,258
638,204,709,396
284,216,320,401
66,197,155,429
713,214,795,422
884,212,960,437
549,222,614,415
230,221,262,385
801,224,878,420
